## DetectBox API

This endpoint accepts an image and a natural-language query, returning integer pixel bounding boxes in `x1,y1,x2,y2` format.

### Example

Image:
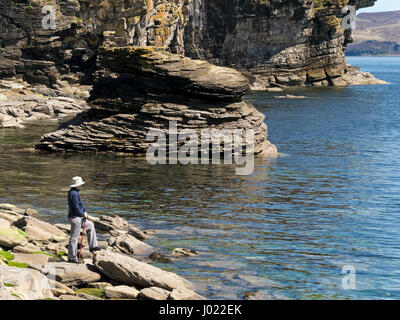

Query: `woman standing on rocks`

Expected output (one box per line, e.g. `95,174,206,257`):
67,176,99,263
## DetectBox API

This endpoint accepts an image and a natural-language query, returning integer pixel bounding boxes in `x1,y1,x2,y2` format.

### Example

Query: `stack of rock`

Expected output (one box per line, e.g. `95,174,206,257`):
36,47,277,157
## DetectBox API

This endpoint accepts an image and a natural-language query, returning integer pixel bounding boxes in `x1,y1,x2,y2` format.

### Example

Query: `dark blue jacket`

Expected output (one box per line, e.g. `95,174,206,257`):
68,188,87,218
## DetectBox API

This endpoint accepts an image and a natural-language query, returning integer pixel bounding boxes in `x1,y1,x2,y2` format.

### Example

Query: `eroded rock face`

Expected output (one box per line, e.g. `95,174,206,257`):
183,0,383,87
0,0,382,88
36,47,278,156
97,46,250,101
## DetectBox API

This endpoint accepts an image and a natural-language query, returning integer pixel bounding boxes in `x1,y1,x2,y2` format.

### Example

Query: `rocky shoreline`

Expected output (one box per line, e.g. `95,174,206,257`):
0,79,90,129
0,202,205,300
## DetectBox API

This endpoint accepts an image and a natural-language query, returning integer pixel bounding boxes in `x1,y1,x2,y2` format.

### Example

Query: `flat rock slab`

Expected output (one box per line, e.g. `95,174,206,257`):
12,252,49,267
12,242,42,254
93,250,193,291
94,214,133,232
13,216,67,242
41,262,102,286
105,285,140,299
140,286,170,300
113,233,153,255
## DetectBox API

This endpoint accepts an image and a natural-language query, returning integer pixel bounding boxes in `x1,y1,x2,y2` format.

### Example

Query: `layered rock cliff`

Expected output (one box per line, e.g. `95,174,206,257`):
36,47,278,157
0,0,384,88
0,0,385,156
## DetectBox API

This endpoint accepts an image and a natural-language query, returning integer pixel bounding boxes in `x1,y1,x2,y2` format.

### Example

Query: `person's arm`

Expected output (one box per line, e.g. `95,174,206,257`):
71,192,85,217
80,196,88,218
80,195,88,218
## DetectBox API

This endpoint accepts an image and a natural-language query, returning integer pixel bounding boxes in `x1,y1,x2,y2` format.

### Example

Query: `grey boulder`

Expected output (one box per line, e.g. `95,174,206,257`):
41,262,102,286
93,250,193,291
0,266,54,300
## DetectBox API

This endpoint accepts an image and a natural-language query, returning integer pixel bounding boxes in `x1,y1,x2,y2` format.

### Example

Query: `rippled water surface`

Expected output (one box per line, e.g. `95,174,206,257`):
1,57,400,299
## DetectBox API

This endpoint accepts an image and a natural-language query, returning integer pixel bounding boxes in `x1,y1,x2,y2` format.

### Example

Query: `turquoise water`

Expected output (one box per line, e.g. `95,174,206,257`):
0,57,399,299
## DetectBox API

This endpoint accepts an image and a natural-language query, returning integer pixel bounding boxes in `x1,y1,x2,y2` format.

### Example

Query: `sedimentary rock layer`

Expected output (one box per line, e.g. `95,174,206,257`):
97,46,250,101
0,0,384,88
36,47,277,157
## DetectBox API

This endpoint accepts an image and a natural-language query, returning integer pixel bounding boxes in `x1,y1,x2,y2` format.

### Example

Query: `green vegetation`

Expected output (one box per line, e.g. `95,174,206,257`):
75,288,105,298
7,261,29,268
0,251,15,261
17,229,29,237
3,282,15,287
32,251,60,259
0,227,26,241
11,292,21,299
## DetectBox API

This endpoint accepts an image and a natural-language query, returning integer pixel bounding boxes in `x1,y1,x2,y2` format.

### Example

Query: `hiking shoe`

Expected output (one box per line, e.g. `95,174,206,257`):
90,247,101,253
68,259,79,264
68,258,84,264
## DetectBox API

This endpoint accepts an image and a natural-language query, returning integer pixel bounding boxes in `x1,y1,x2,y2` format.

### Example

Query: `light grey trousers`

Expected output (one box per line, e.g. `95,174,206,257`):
68,217,98,261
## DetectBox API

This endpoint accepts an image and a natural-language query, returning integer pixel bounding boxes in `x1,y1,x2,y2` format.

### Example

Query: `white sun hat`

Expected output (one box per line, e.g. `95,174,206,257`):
69,176,86,188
